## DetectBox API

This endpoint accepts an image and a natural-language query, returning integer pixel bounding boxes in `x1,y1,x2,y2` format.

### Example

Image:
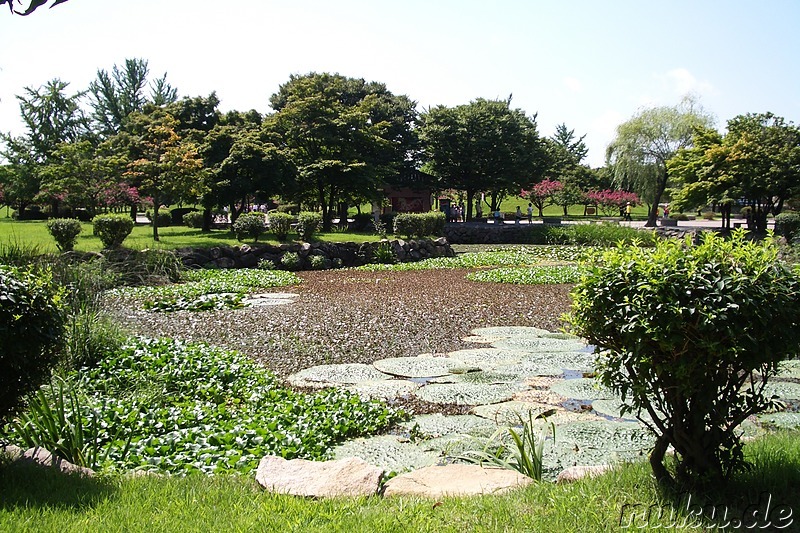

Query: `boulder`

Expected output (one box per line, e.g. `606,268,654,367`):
8,446,95,477
383,464,532,498
555,464,611,483
255,456,384,498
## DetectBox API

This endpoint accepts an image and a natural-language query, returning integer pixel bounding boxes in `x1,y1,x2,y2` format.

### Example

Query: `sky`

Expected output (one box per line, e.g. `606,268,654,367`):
1,0,799,168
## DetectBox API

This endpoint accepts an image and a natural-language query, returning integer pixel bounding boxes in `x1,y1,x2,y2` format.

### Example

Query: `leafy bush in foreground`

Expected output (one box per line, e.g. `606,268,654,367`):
0,265,67,420
567,230,800,487
3,337,405,474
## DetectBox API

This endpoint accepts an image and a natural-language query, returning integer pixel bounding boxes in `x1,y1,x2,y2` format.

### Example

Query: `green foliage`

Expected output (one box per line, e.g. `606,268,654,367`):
775,212,800,241
119,268,300,312
0,265,67,420
182,211,204,228
350,213,374,231
544,223,657,247
45,218,82,252
92,214,134,249
296,211,322,241
392,212,446,238
309,255,330,270
267,211,294,241
276,203,299,214
280,251,301,271
3,337,405,475
670,212,689,221
371,241,397,264
456,411,554,481
567,230,800,486
232,212,267,242
466,265,580,285
146,210,172,228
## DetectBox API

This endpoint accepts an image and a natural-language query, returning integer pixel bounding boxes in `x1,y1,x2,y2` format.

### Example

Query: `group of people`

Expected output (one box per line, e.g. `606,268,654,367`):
445,203,465,222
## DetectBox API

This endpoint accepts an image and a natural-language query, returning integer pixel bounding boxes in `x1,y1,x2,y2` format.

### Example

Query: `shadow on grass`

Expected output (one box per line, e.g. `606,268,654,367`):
0,461,116,511
635,431,800,529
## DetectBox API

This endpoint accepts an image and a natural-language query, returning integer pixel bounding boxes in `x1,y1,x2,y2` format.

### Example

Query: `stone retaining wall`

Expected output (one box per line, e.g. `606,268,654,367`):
175,237,455,270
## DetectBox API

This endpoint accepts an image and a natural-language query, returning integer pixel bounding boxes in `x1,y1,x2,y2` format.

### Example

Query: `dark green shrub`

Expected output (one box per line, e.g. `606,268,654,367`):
567,231,800,487
280,251,301,271
669,212,689,221
268,212,294,241
379,212,397,233
350,213,375,232
0,265,67,420
775,212,800,240
46,218,83,252
393,212,446,239
545,223,657,247
170,207,197,226
183,211,204,228
297,211,322,241
276,203,299,215
146,211,171,228
92,214,134,249
232,212,267,242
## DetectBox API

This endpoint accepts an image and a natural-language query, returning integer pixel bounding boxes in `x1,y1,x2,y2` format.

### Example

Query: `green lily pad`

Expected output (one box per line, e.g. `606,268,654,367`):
332,435,440,472
414,382,527,406
493,360,565,378
550,378,618,401
372,355,467,378
762,381,800,401
472,400,592,425
757,412,800,430
470,326,551,338
429,370,522,385
401,414,499,438
775,359,800,379
287,363,391,387
491,337,588,352
446,348,533,369
424,434,493,458
344,379,419,400
591,399,651,422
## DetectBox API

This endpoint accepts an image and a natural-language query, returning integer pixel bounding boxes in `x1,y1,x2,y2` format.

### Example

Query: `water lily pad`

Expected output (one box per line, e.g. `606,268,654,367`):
401,413,499,438
550,378,618,401
424,434,492,458
429,371,522,385
472,400,591,425
446,348,532,369
372,355,466,378
414,382,527,406
762,381,800,401
492,360,565,378
332,435,440,472
775,360,800,379
345,379,419,400
470,326,551,338
287,363,391,387
757,412,800,430
242,292,298,307
590,399,650,422
491,337,588,352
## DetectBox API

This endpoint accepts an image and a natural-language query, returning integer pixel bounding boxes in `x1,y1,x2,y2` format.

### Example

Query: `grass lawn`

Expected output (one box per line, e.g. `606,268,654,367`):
2,431,798,532
0,218,378,254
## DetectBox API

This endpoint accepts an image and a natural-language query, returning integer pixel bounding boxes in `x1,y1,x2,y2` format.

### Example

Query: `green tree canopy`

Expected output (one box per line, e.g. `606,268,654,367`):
606,97,713,226
420,98,547,219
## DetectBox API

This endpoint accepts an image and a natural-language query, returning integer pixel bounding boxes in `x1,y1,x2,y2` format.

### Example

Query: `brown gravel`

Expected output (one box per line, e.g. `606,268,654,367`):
104,269,573,380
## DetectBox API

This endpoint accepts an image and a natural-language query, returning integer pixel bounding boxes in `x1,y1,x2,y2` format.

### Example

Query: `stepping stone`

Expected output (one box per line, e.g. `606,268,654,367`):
255,456,383,497
383,464,532,497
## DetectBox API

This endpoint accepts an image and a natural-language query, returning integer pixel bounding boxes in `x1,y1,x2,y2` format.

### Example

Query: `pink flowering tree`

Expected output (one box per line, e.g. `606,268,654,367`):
585,189,640,216
521,179,563,217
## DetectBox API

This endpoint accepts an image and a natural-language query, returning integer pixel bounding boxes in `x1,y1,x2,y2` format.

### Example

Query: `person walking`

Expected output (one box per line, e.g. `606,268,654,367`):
515,206,522,224
527,202,533,223
624,202,632,221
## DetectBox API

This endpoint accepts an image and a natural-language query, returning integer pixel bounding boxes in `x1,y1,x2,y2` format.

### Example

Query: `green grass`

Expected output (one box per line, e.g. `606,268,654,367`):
0,218,379,254
2,431,798,531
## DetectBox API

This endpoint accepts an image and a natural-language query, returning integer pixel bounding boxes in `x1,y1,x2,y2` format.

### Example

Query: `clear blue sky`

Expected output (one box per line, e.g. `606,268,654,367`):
1,0,798,167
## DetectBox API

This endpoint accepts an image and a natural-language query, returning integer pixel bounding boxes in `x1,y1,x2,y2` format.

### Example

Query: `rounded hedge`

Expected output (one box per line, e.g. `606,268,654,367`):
232,212,267,242
268,212,294,241
46,218,82,252
92,214,134,249
0,265,67,420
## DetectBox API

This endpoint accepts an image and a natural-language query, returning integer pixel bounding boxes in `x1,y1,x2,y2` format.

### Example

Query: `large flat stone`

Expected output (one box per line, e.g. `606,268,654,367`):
255,456,384,497
383,464,532,498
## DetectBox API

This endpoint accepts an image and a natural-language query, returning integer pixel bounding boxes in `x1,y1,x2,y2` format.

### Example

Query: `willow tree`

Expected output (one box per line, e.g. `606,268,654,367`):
606,97,713,226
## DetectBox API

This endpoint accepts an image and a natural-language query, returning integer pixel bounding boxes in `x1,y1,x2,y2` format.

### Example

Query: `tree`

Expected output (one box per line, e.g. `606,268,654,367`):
1,0,68,15
568,232,800,487
606,97,713,226
122,109,204,241
420,98,547,220
522,179,562,217
669,113,800,232
89,58,178,137
270,73,417,231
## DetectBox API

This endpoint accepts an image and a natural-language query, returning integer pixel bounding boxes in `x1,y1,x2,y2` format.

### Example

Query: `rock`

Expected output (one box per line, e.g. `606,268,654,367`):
255,456,384,497
383,464,532,497
1,443,24,460
555,464,611,483
14,446,95,477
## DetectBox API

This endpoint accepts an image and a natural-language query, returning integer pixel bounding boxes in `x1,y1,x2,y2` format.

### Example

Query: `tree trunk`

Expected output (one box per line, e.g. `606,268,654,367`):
649,435,673,486
152,201,160,242
645,171,668,227
465,189,475,221
202,207,212,232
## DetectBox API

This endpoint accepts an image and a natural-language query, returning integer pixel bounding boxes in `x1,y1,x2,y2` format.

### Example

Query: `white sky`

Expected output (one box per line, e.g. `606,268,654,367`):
1,0,799,167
